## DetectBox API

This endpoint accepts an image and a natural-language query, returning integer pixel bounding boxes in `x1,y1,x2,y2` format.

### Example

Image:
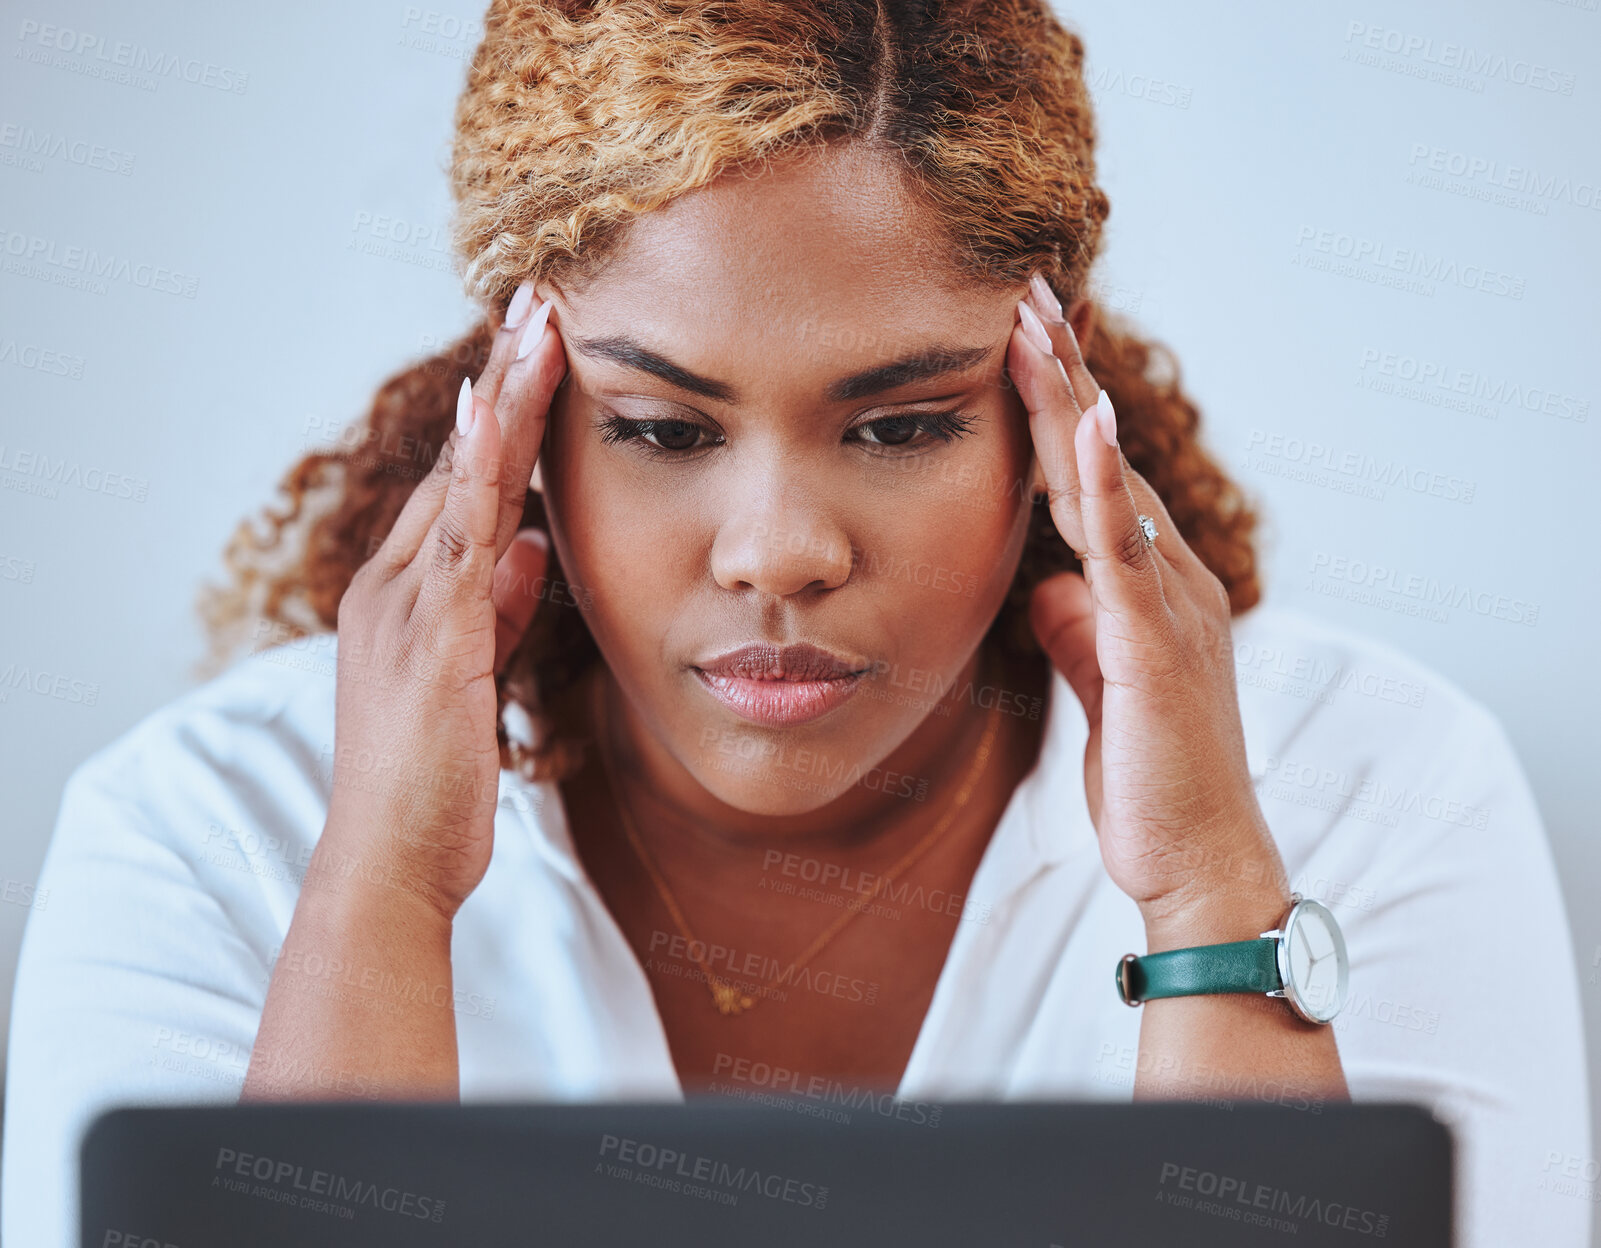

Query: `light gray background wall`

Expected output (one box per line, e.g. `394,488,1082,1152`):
2,0,1597,1234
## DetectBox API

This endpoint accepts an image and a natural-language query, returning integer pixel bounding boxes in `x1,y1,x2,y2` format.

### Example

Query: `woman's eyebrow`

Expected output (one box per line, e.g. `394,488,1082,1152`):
568,333,992,404
828,344,992,401
569,334,736,402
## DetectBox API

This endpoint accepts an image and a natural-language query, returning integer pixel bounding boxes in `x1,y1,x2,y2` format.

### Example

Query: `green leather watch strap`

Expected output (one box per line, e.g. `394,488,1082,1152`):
1116,937,1282,1005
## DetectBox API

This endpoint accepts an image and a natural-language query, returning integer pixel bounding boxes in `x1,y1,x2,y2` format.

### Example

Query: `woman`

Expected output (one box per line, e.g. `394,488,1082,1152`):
3,2,1588,1246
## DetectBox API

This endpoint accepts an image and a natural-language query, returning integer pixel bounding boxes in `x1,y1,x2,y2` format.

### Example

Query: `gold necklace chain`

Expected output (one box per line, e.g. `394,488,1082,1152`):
590,674,1005,1016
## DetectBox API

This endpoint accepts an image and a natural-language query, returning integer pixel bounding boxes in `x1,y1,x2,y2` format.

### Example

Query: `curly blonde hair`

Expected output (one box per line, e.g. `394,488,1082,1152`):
199,0,1262,782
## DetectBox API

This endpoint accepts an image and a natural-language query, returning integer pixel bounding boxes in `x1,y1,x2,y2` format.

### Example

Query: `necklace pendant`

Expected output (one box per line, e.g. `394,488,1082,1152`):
710,978,754,1016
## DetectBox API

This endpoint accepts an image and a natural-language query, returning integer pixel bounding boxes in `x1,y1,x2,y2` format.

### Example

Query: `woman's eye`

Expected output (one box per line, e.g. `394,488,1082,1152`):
856,415,921,446
639,420,705,452
598,409,976,458
851,410,978,450
599,416,718,455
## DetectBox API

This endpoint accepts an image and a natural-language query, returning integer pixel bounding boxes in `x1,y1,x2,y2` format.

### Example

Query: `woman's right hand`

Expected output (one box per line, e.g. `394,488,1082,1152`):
320,283,566,922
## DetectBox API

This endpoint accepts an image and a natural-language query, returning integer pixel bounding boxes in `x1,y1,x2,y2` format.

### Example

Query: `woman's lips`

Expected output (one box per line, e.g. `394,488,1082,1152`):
693,668,865,727
692,641,870,726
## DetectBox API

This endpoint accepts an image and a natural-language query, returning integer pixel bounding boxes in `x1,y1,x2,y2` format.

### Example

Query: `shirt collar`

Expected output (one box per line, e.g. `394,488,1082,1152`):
949,660,1096,916
1022,661,1094,867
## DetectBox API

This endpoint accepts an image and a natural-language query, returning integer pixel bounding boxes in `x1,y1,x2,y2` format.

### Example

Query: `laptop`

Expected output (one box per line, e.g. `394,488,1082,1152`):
82,1099,1452,1246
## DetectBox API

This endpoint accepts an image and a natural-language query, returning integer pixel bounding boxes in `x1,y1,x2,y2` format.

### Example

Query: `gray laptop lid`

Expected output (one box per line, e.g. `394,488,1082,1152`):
81,1100,1452,1247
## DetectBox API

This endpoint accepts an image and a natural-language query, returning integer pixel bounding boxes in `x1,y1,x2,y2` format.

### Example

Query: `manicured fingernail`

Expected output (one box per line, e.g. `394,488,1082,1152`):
512,528,548,555
1028,273,1062,319
517,298,554,360
505,281,535,329
456,376,475,436
1017,301,1054,355
1096,389,1117,447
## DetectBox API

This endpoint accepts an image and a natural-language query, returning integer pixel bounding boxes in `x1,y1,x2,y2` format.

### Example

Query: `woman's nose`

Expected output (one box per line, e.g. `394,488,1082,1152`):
709,486,855,597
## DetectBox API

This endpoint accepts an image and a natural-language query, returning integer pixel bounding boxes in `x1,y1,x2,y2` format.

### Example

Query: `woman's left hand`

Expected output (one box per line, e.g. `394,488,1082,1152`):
1006,275,1290,934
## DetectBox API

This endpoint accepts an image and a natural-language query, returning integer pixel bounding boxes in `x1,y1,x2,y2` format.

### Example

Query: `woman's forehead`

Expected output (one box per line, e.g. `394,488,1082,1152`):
569,145,1000,327
542,147,1024,405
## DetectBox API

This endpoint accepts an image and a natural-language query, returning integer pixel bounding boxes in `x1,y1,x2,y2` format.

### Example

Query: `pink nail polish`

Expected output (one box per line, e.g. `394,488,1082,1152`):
505,281,535,329
512,528,548,555
1017,301,1054,355
517,298,554,361
1028,273,1063,319
456,376,475,436
1096,390,1117,447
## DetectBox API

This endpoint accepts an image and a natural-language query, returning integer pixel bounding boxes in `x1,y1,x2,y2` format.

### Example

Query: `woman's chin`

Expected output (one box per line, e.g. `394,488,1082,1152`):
686,755,865,819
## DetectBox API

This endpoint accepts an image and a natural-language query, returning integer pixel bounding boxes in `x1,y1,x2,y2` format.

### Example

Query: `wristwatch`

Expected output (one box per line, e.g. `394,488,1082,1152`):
1114,893,1349,1024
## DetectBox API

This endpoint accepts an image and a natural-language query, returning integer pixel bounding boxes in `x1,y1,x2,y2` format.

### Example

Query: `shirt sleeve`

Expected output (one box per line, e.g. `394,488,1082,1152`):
1321,697,1592,1248
1,750,274,1248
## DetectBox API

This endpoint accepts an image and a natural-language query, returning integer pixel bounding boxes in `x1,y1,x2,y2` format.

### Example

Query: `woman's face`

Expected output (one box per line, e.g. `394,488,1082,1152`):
538,143,1039,817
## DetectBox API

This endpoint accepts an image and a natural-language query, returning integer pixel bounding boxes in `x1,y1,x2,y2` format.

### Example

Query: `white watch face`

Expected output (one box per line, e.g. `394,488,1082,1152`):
1281,899,1349,1023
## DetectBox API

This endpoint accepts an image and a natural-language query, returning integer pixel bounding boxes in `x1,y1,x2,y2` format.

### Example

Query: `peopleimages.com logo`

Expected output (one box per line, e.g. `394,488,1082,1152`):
212,1147,446,1223
1154,1161,1390,1237
597,1134,829,1210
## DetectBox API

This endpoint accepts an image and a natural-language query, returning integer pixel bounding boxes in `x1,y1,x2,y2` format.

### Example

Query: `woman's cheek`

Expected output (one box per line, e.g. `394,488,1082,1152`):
534,388,584,578
906,440,1033,610
568,482,677,652
539,419,647,653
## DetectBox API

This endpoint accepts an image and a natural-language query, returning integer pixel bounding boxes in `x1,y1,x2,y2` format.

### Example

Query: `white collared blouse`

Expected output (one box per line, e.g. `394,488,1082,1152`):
2,603,1589,1248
